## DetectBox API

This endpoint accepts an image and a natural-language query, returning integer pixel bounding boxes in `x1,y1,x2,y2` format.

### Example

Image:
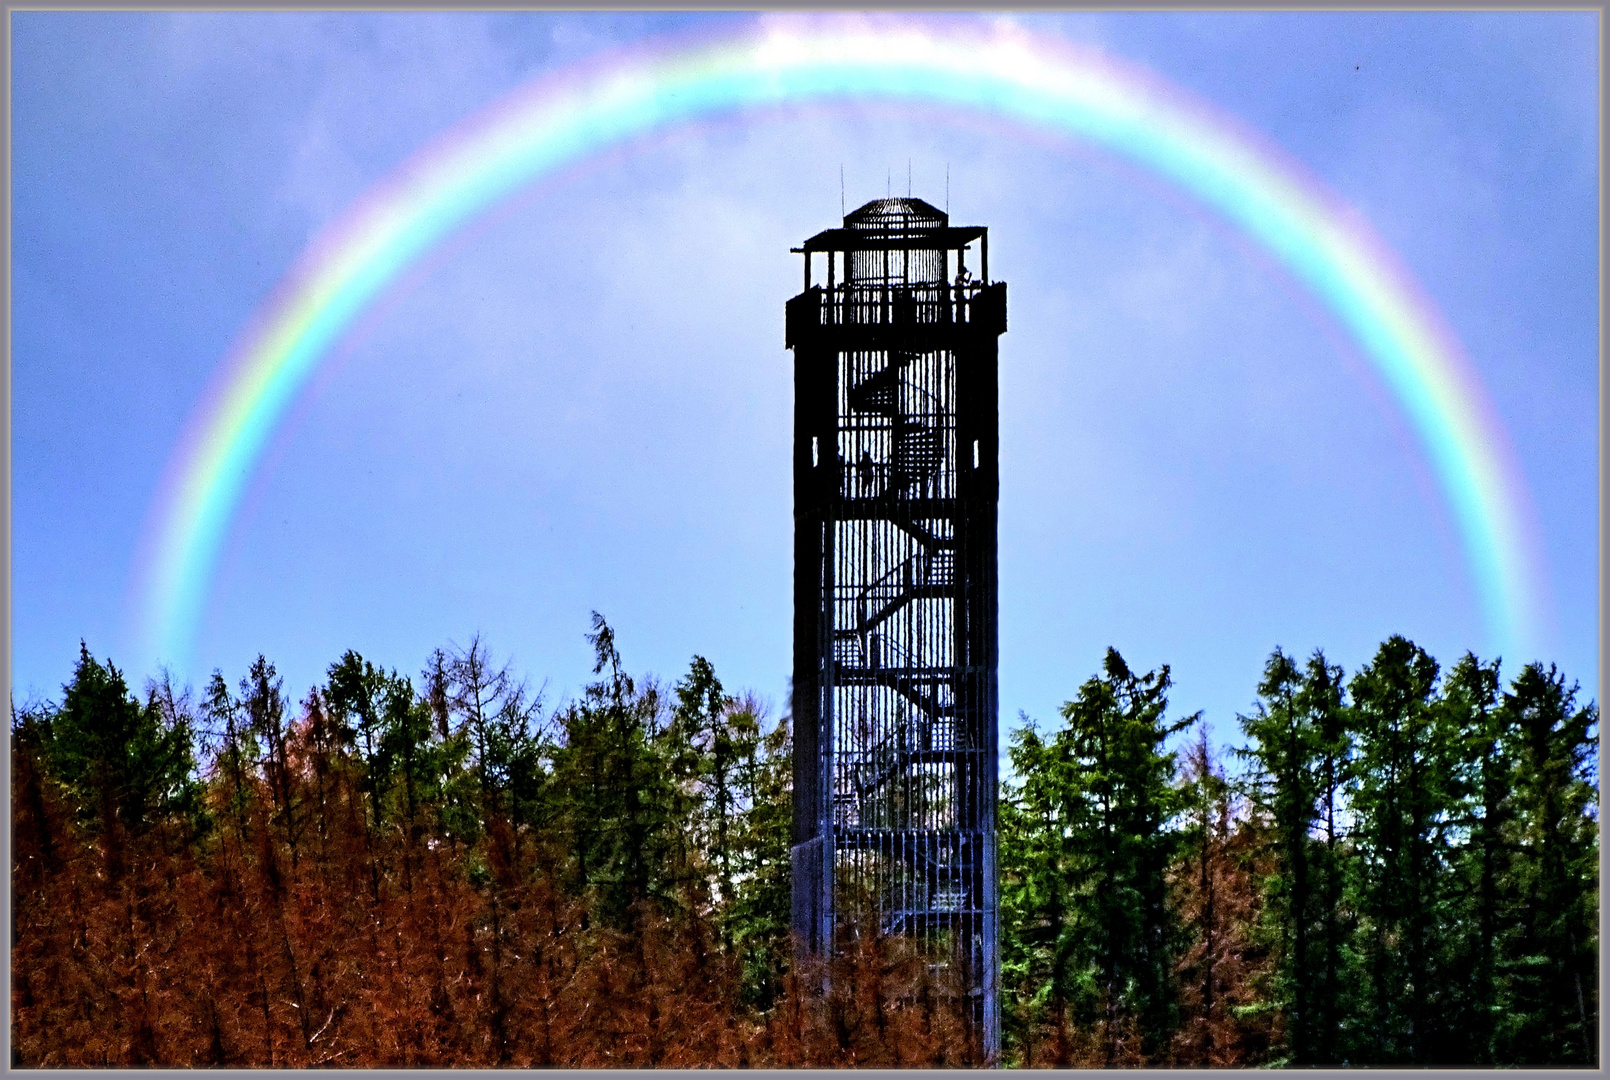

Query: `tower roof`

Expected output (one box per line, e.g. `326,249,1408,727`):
795,196,983,255
843,197,949,232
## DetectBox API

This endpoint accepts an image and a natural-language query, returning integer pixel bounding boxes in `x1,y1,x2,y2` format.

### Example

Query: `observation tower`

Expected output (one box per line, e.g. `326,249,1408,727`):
788,197,1004,1056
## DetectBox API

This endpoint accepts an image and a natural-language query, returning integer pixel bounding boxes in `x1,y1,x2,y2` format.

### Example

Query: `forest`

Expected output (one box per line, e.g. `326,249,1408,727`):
9,615,1599,1068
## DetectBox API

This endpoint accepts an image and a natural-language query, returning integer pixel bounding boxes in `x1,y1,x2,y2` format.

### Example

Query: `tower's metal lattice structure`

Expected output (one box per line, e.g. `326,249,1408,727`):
788,197,1004,1056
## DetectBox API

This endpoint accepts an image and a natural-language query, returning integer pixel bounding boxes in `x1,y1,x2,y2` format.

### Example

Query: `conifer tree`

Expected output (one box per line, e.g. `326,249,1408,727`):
1176,726,1227,1064
45,644,200,850
1236,648,1320,1064
548,614,679,926
670,656,763,920
1235,647,1361,1064
440,635,543,829
1299,650,1355,1063
324,651,397,834
1171,725,1276,1066
375,673,444,876
1346,635,1457,1064
1000,648,1194,1062
241,655,303,862
1436,651,1508,1063
1495,662,1598,1065
725,705,794,1008
202,667,259,845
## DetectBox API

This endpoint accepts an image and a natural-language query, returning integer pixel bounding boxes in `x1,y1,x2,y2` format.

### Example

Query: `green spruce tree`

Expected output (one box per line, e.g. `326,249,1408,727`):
1346,635,1460,1064
1495,661,1598,1065
1000,648,1194,1062
46,644,200,854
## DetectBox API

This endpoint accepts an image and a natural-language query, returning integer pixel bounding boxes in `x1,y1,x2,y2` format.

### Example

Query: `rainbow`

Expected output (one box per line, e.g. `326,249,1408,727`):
135,14,1545,672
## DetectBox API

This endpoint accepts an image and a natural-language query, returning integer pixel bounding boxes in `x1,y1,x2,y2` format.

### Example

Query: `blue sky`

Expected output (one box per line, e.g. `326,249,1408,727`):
10,11,1598,759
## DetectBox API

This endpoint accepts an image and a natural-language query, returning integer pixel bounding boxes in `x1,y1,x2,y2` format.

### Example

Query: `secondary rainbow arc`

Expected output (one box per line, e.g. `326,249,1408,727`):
135,16,1545,672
